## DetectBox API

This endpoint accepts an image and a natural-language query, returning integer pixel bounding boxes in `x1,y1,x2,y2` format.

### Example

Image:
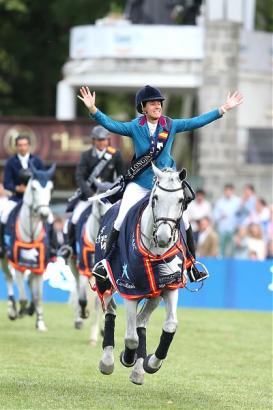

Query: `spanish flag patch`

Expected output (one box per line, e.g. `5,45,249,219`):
158,131,168,140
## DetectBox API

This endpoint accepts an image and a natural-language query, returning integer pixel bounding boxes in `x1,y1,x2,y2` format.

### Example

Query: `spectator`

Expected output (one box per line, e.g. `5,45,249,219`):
244,198,270,240
196,217,219,257
53,216,65,248
213,184,240,257
233,226,249,259
246,223,266,261
236,184,256,226
187,189,212,238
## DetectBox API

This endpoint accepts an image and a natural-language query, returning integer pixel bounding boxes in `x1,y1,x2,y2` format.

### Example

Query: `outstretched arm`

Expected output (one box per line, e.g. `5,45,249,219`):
175,90,244,132
78,86,132,137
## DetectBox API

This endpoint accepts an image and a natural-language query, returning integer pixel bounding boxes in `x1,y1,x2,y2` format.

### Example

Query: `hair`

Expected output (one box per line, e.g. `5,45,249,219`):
196,189,205,196
245,184,255,193
224,183,234,190
15,135,30,145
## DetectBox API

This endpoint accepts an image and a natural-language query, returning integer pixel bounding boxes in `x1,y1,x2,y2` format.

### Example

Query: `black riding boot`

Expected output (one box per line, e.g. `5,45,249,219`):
93,227,119,283
48,223,58,258
0,222,5,258
57,222,75,261
186,226,209,282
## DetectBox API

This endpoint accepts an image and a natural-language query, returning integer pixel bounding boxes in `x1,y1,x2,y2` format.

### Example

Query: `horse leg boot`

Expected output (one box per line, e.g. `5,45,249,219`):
186,226,209,282
99,298,116,375
57,222,75,262
92,227,119,282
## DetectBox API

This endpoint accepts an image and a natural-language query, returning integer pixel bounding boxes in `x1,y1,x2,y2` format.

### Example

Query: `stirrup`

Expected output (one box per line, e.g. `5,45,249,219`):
187,261,209,283
92,259,109,282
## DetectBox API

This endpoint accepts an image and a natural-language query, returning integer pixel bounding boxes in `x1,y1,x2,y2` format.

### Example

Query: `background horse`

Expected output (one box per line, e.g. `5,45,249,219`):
1,162,55,331
96,164,189,384
67,196,111,344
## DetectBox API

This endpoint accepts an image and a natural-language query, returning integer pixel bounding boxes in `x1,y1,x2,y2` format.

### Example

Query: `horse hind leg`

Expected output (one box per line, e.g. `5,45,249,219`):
143,289,178,374
99,296,116,375
130,297,161,385
89,293,102,346
120,299,138,368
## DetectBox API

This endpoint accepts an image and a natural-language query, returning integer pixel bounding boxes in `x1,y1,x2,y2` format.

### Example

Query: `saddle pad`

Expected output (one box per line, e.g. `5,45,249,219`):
5,203,50,274
95,196,187,299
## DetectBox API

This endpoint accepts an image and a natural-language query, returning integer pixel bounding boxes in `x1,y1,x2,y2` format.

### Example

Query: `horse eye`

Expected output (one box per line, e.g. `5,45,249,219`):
153,195,158,201
178,198,183,203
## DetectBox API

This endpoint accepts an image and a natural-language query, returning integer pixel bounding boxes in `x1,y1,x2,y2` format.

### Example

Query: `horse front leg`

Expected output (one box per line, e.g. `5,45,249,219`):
99,295,116,375
130,297,162,385
89,291,103,346
15,269,29,318
143,289,178,374
1,258,17,320
69,259,83,329
120,299,138,368
29,273,47,331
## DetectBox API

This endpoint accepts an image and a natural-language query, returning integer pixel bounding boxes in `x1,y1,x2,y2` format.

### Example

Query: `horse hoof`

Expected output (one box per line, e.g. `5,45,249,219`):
36,321,48,332
99,360,114,375
74,320,83,330
18,300,28,318
89,339,97,347
8,300,17,320
129,370,145,385
27,302,35,316
119,351,137,368
143,354,162,374
80,309,89,319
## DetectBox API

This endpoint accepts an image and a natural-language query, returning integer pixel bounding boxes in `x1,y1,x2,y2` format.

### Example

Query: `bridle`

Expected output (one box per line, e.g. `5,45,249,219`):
151,180,186,247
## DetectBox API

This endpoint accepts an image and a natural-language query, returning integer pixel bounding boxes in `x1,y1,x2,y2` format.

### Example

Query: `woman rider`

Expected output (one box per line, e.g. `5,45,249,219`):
78,85,243,281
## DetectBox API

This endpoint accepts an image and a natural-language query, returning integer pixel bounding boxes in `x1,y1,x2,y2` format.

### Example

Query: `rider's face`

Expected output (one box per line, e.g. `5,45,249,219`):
144,100,162,120
16,138,30,156
93,138,109,151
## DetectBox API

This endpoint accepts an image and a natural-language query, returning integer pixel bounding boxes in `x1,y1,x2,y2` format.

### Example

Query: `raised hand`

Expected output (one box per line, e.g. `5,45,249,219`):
224,91,244,111
77,86,97,114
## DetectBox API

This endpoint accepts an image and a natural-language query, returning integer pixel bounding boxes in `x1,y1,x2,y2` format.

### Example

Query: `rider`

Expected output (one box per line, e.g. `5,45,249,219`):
58,125,124,260
78,85,244,282
0,135,58,258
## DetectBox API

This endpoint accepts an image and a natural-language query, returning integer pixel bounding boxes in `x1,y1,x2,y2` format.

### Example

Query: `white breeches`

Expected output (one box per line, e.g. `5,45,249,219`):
113,182,190,231
71,200,91,225
0,200,54,224
1,200,17,224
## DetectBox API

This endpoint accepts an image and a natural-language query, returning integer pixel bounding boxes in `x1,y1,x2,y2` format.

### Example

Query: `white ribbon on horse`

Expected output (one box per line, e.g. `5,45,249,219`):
87,184,122,203
44,257,76,292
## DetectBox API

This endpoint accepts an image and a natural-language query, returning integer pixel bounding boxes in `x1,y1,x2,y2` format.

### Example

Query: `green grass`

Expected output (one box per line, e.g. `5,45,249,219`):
0,302,272,410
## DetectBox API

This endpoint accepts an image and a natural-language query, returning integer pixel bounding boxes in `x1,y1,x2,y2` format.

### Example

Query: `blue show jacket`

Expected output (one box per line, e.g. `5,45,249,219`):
90,108,222,189
4,154,44,201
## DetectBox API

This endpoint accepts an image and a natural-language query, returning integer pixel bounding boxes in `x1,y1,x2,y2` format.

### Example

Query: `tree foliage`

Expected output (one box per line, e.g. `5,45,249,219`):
0,0,126,116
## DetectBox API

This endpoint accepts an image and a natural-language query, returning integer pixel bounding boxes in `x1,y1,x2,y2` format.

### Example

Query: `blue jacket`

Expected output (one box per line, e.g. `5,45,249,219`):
90,109,222,189
4,154,44,201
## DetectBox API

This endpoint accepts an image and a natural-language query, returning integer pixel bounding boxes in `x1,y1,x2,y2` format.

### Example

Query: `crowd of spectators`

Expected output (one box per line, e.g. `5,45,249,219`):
1,177,272,261
187,184,273,261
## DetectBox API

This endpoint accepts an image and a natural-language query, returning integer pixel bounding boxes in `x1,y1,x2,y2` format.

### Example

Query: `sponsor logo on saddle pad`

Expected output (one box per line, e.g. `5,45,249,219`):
20,248,39,264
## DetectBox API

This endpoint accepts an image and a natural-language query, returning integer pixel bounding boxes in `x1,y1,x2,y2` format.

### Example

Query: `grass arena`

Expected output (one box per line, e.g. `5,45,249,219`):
0,301,271,410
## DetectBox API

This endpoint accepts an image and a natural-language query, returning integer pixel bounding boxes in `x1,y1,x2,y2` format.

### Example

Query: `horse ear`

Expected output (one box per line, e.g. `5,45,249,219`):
152,162,165,179
179,168,187,181
47,163,56,180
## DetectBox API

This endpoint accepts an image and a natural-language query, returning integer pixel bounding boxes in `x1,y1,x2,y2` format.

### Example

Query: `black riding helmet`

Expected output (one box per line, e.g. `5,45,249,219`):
135,85,165,114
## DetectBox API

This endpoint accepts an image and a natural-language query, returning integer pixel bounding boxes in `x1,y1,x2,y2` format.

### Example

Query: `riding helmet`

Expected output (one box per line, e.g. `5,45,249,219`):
91,125,109,140
135,85,165,114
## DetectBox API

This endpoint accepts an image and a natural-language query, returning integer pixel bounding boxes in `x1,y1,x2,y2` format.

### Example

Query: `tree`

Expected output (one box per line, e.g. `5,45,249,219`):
0,0,126,116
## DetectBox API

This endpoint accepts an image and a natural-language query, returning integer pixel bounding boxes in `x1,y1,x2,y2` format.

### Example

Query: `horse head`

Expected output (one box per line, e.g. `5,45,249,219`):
150,163,187,248
23,161,56,220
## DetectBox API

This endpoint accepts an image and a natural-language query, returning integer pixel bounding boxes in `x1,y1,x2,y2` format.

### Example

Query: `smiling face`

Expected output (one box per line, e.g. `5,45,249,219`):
143,100,162,121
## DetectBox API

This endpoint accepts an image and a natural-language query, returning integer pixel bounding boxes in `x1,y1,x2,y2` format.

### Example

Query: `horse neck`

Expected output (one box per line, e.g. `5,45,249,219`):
85,204,101,244
18,203,43,242
140,201,177,256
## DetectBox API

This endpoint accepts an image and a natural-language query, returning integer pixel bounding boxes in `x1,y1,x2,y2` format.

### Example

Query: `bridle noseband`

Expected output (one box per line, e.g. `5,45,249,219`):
151,180,186,247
